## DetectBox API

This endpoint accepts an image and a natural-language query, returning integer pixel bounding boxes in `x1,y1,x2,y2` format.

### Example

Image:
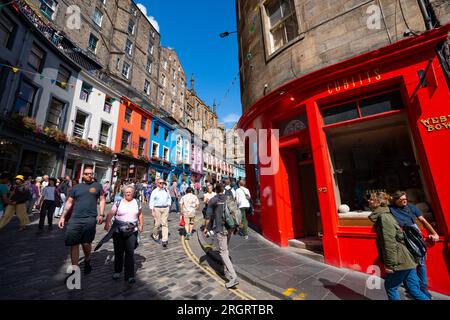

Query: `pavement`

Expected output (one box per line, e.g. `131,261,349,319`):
0,204,268,300
195,210,450,300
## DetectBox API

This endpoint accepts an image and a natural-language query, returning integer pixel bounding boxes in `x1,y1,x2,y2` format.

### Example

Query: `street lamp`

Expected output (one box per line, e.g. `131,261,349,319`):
219,31,237,38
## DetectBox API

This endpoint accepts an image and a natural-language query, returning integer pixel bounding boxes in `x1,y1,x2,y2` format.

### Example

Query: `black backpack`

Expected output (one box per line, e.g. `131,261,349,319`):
224,188,234,199
403,225,427,259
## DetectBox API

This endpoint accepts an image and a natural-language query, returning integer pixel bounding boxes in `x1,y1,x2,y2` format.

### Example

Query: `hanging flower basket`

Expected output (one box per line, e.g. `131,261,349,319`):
96,144,114,155
22,117,37,131
121,148,134,157
138,155,150,163
71,136,91,149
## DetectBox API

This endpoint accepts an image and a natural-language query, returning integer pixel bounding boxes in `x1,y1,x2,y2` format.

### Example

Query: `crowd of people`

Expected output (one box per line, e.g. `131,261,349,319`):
0,169,440,298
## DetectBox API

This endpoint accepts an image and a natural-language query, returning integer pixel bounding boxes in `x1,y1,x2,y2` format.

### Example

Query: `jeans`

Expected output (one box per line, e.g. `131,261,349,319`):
403,256,431,298
27,197,37,215
113,231,137,280
39,200,56,229
384,268,430,300
171,197,180,213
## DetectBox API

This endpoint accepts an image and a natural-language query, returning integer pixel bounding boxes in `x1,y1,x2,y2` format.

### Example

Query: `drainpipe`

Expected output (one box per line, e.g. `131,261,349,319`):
417,0,438,30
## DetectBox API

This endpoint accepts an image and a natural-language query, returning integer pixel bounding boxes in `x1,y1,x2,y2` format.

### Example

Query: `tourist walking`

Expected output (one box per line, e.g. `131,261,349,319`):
54,176,71,218
0,173,11,220
389,191,439,299
180,181,188,196
104,185,143,284
149,178,171,248
58,167,106,275
0,175,31,231
37,177,61,233
368,191,430,300
203,184,216,219
180,187,199,239
204,184,240,289
235,179,251,240
169,181,180,214
26,178,40,216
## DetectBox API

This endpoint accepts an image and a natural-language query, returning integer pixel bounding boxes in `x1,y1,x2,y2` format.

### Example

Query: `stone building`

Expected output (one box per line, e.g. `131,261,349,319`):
236,0,450,295
26,0,161,111
158,47,186,122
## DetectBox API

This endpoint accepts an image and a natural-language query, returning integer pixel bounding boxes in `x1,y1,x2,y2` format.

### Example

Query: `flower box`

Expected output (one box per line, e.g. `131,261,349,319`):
121,148,134,157
71,136,91,149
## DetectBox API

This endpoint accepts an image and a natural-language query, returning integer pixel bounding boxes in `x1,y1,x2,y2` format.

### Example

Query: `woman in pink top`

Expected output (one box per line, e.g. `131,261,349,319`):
105,185,143,284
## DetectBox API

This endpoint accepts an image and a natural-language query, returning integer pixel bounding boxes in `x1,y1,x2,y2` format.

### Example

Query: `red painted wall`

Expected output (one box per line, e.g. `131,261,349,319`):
114,98,152,158
238,26,450,295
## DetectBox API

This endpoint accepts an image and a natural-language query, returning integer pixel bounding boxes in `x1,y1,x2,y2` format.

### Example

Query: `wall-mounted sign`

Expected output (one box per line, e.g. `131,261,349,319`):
327,69,381,95
420,115,450,132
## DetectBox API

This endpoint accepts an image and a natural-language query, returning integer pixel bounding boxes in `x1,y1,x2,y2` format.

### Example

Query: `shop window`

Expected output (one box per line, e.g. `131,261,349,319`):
121,130,131,151
326,114,434,227
14,80,37,117
322,90,404,126
73,111,88,138
99,121,110,146
45,97,65,129
28,43,46,72
0,11,16,49
278,113,308,137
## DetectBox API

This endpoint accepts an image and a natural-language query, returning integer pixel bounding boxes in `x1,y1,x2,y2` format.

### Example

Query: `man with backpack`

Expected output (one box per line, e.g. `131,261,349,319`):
223,178,236,200
204,183,239,289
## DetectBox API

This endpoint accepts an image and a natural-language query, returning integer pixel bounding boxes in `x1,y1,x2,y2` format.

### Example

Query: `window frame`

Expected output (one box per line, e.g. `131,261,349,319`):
140,116,147,130
121,130,131,151
261,0,304,60
0,11,16,49
88,33,99,54
125,39,133,56
56,64,71,89
138,137,146,156
122,62,131,79
14,79,37,117
28,42,46,72
153,123,159,136
73,110,88,138
144,79,150,95
39,0,58,20
93,8,103,27
163,146,169,161
45,97,65,129
124,107,132,123
151,141,160,158
98,121,111,146
127,19,135,35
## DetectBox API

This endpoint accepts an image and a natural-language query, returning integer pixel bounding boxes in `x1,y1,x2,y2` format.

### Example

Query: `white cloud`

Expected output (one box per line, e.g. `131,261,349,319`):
222,113,240,124
137,3,160,33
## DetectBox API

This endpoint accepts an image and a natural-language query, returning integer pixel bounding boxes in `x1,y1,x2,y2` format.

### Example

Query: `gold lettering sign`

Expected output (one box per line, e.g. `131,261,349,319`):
420,115,450,132
327,69,382,95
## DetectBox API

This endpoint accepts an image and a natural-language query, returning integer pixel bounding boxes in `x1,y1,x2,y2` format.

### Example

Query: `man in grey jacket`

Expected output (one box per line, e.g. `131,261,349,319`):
204,183,239,289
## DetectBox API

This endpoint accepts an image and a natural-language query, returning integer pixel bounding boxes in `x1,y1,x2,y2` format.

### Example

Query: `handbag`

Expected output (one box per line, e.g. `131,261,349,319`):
179,214,186,227
118,222,137,237
403,225,427,259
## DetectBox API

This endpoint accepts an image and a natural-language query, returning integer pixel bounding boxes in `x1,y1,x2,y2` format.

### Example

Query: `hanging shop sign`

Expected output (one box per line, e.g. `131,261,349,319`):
420,115,450,132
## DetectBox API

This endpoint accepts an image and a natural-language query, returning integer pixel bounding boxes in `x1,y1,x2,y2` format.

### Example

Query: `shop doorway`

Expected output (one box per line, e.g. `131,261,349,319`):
279,130,323,253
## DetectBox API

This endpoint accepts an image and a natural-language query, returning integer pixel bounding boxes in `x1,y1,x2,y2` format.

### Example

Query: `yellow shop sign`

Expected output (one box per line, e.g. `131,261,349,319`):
420,116,450,132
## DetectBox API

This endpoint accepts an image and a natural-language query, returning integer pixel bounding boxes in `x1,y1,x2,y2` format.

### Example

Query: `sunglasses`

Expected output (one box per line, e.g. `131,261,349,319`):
83,173,94,176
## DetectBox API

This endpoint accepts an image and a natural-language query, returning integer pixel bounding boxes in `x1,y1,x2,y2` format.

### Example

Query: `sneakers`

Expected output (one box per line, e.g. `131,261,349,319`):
244,235,249,240
84,259,92,275
112,273,120,280
151,235,161,244
185,233,191,240
225,279,239,289
127,277,136,284
162,241,168,248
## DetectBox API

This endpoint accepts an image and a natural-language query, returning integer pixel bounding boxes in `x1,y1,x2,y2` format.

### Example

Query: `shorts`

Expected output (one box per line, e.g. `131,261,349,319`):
65,218,97,246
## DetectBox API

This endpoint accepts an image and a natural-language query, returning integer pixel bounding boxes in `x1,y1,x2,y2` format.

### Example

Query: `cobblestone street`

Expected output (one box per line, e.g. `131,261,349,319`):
0,205,274,300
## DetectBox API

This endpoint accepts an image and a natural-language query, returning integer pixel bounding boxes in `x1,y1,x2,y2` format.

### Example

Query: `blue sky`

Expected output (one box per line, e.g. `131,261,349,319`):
136,1,242,129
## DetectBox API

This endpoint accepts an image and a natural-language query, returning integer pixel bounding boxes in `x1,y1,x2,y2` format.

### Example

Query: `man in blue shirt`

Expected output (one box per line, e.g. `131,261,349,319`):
389,191,439,298
149,179,171,248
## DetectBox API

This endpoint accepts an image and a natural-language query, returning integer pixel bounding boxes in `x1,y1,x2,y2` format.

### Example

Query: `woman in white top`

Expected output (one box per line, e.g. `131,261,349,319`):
105,185,143,284
180,187,199,239
202,184,216,218
235,179,251,239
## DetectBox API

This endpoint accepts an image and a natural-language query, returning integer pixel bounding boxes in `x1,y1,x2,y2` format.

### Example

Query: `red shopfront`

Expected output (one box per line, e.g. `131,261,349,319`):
239,26,450,295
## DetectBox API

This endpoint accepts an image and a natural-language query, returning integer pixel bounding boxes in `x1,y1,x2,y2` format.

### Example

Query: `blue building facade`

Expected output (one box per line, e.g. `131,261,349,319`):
148,116,174,182
170,125,191,185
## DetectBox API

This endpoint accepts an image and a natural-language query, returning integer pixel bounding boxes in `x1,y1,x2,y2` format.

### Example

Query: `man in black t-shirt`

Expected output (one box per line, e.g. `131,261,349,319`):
58,167,105,275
